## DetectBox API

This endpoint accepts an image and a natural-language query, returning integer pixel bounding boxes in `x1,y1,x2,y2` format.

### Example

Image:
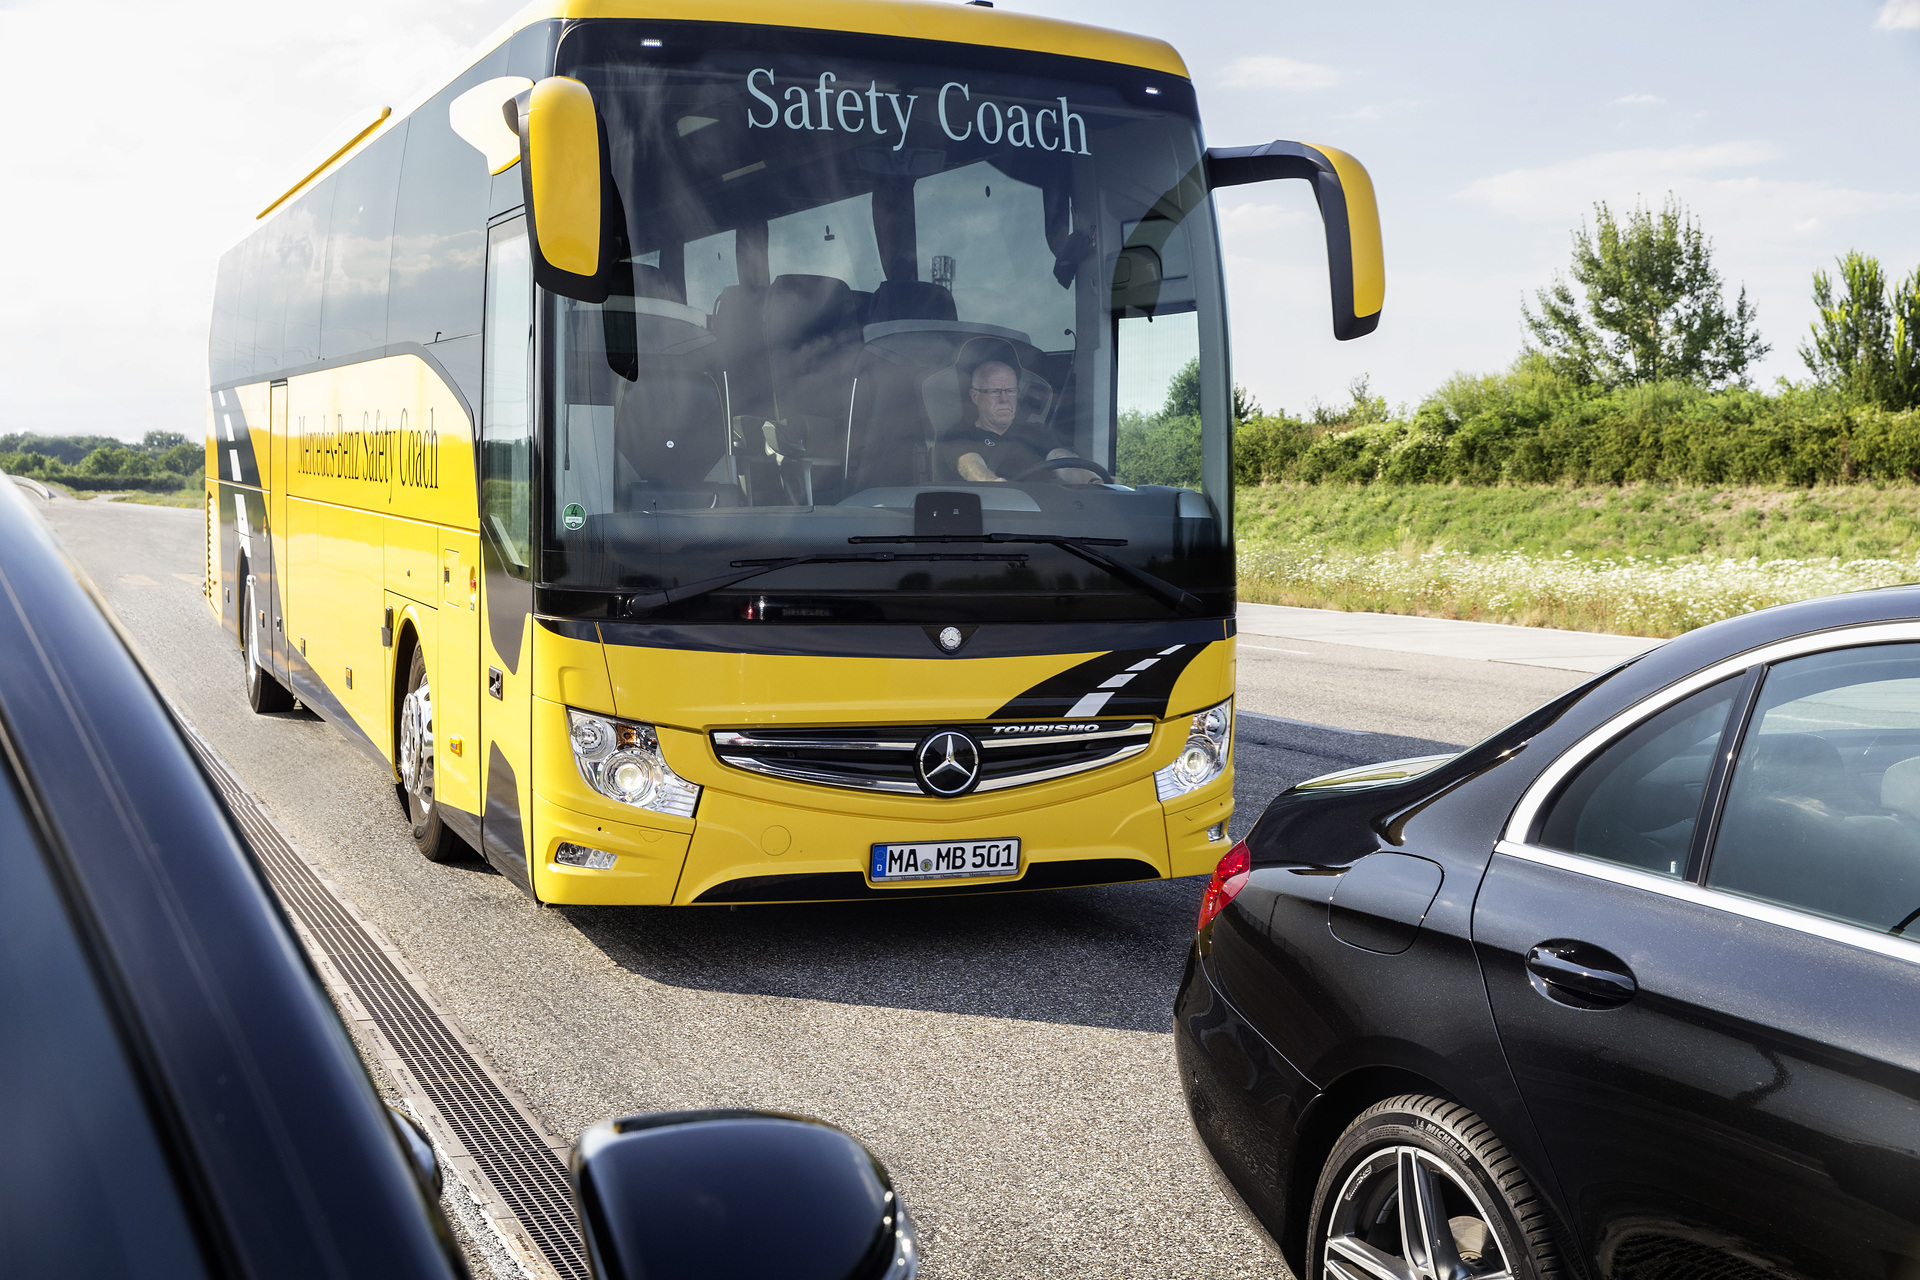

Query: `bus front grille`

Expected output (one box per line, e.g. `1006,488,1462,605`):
709,720,1155,797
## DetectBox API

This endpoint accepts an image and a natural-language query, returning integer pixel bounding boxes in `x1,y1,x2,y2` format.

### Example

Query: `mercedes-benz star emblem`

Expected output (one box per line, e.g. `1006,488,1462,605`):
938,626,964,652
916,730,981,797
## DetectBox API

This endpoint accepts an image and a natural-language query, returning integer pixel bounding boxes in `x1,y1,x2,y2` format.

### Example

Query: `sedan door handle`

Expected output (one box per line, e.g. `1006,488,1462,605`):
1525,941,1636,1009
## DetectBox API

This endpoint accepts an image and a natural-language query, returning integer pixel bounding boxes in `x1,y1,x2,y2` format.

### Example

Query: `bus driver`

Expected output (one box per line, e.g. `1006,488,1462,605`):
943,360,1098,484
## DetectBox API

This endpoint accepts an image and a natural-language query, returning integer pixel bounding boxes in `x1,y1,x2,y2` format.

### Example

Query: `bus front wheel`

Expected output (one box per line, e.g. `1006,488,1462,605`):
242,577,295,714
399,646,460,863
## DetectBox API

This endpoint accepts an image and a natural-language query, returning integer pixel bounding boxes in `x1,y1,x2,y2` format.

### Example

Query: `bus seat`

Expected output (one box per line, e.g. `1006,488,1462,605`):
765,274,864,503
613,368,733,509
711,284,772,421
842,360,930,492
766,274,863,419
868,280,957,325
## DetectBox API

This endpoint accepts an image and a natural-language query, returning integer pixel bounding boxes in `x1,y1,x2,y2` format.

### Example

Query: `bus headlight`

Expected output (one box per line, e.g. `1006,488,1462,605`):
567,709,701,818
1154,697,1232,802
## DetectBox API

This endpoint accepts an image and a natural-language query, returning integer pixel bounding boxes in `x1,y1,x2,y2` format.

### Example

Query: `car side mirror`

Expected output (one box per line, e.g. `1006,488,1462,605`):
571,1109,918,1280
514,76,614,303
1205,140,1384,340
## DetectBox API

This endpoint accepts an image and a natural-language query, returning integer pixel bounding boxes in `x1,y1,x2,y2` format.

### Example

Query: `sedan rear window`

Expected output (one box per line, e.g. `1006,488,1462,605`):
1535,677,1741,878
1709,644,1920,936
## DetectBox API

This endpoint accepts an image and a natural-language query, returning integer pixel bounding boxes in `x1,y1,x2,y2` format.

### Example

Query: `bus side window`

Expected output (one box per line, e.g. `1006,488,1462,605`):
389,46,508,351
482,218,534,576
319,125,405,361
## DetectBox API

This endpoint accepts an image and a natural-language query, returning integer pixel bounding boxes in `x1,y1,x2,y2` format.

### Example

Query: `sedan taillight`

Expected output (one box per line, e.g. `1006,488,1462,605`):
1197,841,1251,931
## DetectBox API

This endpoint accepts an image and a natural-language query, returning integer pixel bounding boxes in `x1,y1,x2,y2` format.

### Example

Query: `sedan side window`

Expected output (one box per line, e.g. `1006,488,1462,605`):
1535,677,1741,878
1708,644,1920,935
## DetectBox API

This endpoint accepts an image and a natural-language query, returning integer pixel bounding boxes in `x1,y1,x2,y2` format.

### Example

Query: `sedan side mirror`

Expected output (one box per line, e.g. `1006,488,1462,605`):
1205,140,1384,340
514,76,615,303
572,1109,918,1280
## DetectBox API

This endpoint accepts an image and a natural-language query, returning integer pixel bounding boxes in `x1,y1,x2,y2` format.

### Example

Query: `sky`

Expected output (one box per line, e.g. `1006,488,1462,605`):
0,0,1916,440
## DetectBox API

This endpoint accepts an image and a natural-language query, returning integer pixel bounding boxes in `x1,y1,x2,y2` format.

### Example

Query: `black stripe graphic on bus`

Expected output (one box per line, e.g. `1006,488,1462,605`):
989,644,1203,721
483,744,533,897
210,389,262,488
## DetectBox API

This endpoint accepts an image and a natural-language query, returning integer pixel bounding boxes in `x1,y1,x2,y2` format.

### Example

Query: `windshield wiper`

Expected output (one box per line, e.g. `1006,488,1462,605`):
848,534,1208,616
623,551,1028,615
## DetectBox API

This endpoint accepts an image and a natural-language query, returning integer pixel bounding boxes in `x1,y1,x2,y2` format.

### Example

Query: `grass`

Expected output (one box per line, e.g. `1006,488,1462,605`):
1235,483,1920,638
109,487,203,508
1236,483,1920,562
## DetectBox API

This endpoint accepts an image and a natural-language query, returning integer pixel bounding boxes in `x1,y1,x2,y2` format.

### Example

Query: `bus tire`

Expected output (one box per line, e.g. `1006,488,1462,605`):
242,577,295,714
399,645,460,863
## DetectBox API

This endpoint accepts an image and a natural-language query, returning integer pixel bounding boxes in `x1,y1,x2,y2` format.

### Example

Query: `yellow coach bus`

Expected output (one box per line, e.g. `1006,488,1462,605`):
206,0,1383,906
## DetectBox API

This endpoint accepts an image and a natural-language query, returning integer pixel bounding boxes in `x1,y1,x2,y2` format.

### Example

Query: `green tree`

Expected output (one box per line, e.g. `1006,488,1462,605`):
1162,358,1261,423
142,429,189,453
1524,196,1768,389
1801,252,1920,410
160,442,201,475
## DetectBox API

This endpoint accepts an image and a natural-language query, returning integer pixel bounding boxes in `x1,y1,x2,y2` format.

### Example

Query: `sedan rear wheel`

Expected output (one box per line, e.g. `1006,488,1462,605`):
1309,1095,1561,1280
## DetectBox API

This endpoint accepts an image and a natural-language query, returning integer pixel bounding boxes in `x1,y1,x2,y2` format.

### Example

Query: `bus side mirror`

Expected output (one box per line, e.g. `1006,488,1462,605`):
571,1110,918,1280
1206,141,1384,341
516,76,613,303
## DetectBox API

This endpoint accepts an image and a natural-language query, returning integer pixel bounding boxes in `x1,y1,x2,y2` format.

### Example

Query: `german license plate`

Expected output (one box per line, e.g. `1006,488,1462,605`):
869,838,1021,884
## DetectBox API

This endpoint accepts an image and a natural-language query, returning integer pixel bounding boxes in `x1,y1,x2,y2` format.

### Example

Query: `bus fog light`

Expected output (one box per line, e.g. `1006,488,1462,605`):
1155,697,1232,802
555,842,618,870
567,708,701,817
1207,822,1226,843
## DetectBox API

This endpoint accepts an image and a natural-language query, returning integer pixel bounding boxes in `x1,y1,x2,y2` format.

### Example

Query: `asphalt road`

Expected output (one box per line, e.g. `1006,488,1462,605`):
37,490,1585,1280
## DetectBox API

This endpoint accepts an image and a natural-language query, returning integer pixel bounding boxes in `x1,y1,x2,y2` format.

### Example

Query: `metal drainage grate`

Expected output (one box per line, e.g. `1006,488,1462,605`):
186,733,590,1280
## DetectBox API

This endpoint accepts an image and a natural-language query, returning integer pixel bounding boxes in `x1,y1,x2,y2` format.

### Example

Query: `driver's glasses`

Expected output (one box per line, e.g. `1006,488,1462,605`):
972,388,1019,399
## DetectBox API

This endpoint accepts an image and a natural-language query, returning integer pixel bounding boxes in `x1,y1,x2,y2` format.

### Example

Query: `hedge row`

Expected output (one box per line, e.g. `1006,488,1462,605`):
1230,367,1920,488
2,444,200,494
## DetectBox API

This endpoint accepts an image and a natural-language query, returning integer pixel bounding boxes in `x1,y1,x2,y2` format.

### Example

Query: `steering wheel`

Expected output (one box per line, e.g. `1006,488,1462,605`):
1010,455,1113,484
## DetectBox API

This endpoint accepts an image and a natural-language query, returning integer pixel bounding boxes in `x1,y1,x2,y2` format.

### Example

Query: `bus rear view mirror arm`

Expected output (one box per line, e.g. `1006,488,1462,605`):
1206,140,1384,341
515,76,618,303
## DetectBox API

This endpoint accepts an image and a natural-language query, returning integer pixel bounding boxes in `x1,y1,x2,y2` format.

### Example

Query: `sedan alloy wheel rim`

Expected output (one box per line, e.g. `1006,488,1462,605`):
1324,1145,1511,1280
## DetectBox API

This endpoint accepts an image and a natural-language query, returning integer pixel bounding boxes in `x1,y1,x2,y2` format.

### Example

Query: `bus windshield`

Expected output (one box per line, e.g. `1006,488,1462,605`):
542,22,1232,625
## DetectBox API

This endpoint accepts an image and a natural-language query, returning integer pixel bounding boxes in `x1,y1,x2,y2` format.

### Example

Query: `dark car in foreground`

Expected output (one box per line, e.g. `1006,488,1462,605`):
0,478,915,1280
1178,588,1920,1280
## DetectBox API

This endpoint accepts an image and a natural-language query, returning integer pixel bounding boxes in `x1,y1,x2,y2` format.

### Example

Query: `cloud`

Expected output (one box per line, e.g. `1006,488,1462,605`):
1876,0,1920,30
1222,56,1341,91
1335,100,1422,122
0,0,518,438
1458,142,1782,218
1214,199,1316,236
1611,93,1666,106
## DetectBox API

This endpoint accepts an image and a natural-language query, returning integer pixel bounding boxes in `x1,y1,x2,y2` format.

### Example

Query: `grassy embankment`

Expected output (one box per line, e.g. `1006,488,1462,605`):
1236,484,1920,637
1189,356,1920,638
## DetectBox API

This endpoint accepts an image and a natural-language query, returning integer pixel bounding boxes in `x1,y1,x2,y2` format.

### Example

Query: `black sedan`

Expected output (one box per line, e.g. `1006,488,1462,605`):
1178,587,1920,1280
0,477,914,1280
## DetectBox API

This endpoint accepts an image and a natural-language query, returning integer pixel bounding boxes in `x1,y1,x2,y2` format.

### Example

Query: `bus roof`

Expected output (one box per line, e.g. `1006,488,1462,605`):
517,0,1189,78
248,0,1186,236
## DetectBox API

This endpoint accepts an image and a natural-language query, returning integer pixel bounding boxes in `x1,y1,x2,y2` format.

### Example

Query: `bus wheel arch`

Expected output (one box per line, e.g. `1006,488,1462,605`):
390,621,421,803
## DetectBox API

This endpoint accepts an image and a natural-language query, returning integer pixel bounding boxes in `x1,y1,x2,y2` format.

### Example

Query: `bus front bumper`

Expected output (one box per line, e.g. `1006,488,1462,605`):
528,768,1233,906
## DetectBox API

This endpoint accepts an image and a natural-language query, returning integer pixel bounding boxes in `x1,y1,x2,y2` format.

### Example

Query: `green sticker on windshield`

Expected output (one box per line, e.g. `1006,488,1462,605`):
563,503,586,531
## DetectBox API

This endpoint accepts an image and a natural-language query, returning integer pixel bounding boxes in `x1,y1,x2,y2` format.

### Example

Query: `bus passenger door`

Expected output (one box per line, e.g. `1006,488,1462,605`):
267,381,288,676
436,534,482,841
477,216,537,896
